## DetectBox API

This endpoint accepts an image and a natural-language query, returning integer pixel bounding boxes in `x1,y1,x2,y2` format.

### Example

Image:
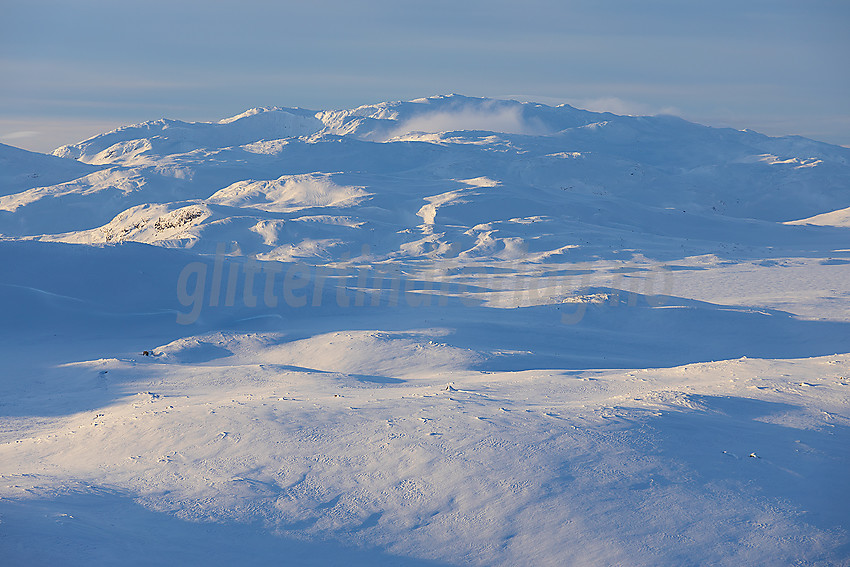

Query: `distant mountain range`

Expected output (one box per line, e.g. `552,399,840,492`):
2,94,849,264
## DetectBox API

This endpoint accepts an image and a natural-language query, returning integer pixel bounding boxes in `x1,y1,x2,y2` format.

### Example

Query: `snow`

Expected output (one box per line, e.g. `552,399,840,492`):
208,174,371,213
1,95,849,565
788,205,850,228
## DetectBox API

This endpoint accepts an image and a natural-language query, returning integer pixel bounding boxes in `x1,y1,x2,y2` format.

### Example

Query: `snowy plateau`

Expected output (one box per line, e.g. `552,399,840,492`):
1,94,849,566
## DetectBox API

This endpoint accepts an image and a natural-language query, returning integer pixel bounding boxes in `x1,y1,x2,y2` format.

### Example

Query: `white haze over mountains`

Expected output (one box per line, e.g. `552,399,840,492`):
1,95,849,565
385,100,549,139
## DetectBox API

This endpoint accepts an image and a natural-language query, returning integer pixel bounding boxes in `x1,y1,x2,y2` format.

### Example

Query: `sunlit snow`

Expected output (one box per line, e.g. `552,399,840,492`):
1,95,849,566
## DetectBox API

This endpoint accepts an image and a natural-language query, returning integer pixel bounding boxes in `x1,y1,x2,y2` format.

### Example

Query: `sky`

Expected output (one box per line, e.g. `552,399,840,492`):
1,0,848,153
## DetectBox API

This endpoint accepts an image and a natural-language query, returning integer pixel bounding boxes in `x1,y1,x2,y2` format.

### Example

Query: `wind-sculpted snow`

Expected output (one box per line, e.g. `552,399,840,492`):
208,173,372,212
2,95,850,566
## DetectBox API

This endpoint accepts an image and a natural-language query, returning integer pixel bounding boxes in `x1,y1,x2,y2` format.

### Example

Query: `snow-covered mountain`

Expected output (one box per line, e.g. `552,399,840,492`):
3,95,848,258
2,95,849,566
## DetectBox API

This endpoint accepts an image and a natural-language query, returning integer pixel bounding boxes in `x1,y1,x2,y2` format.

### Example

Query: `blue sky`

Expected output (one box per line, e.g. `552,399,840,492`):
2,0,848,152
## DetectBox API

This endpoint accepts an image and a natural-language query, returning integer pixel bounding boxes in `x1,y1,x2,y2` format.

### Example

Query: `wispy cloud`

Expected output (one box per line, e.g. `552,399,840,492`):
0,130,40,141
500,93,683,117
389,104,547,138
568,97,682,117
0,117,129,153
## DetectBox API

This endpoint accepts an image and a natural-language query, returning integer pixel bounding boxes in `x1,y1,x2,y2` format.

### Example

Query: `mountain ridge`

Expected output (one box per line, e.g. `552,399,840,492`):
2,94,848,261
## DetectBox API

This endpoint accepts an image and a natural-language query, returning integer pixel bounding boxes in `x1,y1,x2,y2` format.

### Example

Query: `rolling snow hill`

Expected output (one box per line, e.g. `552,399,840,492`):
1,95,849,566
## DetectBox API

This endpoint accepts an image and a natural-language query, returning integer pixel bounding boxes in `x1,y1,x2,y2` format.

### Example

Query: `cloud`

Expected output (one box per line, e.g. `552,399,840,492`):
0,130,40,141
567,97,682,117
0,118,129,153
389,104,546,138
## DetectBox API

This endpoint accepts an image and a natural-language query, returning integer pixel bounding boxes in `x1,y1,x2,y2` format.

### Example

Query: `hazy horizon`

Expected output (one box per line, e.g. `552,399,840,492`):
2,0,849,152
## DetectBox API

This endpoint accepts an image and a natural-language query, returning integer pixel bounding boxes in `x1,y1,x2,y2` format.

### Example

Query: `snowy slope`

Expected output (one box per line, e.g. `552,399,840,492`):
2,95,847,253
0,142,102,198
52,107,324,164
788,205,850,228
1,96,849,566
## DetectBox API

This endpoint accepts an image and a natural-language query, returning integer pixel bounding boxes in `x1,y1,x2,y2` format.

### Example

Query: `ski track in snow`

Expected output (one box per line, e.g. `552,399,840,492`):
1,95,849,566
